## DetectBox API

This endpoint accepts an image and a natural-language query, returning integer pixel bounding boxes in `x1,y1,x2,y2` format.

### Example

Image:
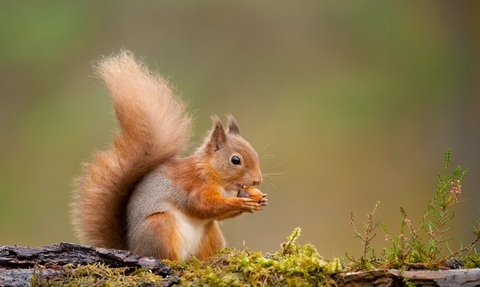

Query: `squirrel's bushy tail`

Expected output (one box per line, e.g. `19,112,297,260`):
72,50,192,249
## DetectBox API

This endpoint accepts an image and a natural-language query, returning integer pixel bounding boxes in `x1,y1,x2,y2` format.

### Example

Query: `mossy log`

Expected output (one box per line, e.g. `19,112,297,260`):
2,242,480,286
0,242,172,287
334,268,480,287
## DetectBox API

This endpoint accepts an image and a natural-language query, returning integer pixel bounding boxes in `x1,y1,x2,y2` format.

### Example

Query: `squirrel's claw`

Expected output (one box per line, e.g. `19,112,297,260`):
259,194,268,206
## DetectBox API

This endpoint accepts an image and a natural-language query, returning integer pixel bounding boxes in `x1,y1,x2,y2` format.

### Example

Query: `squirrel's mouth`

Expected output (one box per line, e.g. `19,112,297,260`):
235,183,255,191
233,184,251,191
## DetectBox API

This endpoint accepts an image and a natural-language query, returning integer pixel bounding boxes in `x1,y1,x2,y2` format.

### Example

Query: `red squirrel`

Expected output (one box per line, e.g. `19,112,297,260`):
71,50,267,261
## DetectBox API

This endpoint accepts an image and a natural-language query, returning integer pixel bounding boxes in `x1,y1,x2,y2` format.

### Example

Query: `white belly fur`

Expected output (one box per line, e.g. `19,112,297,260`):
172,188,235,260
172,209,208,260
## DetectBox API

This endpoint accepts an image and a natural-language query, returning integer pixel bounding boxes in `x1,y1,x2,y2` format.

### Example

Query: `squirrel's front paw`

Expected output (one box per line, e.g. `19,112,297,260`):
237,197,262,212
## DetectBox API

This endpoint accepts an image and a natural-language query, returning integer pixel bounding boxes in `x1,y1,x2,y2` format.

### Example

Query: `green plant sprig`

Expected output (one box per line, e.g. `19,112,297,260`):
349,149,480,270
346,201,381,270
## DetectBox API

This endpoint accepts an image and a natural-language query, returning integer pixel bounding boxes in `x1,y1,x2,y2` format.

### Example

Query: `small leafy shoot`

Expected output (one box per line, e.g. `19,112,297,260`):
349,149,480,270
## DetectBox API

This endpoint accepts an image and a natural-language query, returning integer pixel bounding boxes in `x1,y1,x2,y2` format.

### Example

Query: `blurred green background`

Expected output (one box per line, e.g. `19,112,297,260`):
1,1,480,259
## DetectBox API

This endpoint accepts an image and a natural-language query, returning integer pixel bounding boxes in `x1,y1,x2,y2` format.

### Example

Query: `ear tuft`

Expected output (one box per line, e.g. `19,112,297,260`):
209,115,226,151
226,115,241,135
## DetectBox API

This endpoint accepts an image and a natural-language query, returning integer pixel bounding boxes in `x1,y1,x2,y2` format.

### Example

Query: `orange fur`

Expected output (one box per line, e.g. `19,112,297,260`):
129,213,182,260
71,50,264,260
72,50,192,249
164,157,261,220
197,221,225,259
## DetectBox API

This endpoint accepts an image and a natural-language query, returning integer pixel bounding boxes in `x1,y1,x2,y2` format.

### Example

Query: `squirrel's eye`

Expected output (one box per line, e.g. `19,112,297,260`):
231,156,241,165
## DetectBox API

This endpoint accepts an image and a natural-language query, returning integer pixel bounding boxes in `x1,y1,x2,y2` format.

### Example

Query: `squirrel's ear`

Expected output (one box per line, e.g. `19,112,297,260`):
209,115,226,151
226,115,241,135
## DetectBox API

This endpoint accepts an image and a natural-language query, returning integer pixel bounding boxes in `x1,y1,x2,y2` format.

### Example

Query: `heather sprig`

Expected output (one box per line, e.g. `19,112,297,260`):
349,149,480,270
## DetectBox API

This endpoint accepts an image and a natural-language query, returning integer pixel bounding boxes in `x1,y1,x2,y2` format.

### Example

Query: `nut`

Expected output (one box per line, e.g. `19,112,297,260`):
238,187,266,204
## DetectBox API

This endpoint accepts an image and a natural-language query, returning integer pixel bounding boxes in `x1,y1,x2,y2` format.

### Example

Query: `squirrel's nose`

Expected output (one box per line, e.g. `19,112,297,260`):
252,175,262,186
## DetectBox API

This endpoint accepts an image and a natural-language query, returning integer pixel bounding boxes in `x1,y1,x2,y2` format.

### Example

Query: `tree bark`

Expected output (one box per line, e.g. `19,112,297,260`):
334,268,480,287
2,242,480,287
0,242,172,287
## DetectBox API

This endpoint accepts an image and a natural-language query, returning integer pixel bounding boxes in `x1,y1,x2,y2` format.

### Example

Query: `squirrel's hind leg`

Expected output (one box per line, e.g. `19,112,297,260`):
128,212,183,261
197,221,226,260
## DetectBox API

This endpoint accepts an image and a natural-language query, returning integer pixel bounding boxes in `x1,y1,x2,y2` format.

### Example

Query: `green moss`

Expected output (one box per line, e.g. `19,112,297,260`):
31,263,169,287
167,228,342,286
31,229,342,286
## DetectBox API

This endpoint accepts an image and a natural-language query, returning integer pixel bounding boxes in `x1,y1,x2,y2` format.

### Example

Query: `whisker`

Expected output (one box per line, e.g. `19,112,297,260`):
263,172,286,176
264,177,280,184
263,174,282,181
260,142,275,153
262,170,284,188
262,179,275,190
262,174,282,179
264,179,277,189
263,162,285,173
261,181,271,189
